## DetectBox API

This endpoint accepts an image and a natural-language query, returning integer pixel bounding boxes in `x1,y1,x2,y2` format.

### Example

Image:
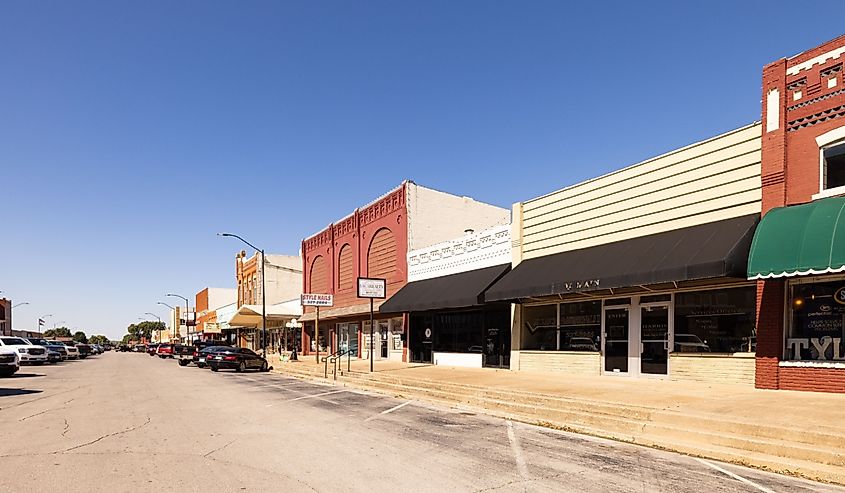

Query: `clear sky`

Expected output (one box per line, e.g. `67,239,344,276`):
2,1,844,340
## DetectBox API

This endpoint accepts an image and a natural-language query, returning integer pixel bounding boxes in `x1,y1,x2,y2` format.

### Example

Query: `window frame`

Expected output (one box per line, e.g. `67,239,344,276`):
813,125,845,200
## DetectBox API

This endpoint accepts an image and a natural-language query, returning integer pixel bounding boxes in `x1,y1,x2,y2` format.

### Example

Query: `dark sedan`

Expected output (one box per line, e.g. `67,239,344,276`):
208,347,269,373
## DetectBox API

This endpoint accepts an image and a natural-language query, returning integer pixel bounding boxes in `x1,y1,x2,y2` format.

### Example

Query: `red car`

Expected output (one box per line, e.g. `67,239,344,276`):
156,343,174,358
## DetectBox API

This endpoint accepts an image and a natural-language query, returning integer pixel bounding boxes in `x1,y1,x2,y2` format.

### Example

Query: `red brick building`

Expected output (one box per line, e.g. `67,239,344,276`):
751,35,845,392
300,181,510,362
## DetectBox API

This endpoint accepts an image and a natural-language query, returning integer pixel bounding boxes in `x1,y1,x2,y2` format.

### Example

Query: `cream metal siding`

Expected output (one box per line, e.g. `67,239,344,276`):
520,123,762,260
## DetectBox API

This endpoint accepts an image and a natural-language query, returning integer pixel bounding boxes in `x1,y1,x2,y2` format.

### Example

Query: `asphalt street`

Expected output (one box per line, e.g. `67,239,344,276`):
0,352,841,492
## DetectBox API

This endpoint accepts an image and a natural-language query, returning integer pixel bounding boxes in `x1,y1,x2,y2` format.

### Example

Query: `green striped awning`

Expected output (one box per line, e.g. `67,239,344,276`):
748,197,845,280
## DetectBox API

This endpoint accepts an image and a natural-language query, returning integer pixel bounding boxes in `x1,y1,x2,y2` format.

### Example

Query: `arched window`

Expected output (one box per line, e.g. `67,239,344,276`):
367,228,397,278
337,244,353,290
309,255,328,293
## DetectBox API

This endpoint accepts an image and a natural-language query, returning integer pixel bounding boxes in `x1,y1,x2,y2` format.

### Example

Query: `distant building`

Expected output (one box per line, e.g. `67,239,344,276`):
0,298,10,336
231,252,303,350
195,287,237,341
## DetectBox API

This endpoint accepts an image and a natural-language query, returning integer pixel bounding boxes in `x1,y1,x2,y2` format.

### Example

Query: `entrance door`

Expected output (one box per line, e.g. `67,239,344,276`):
379,320,389,359
603,307,629,373
640,305,669,375
337,323,350,353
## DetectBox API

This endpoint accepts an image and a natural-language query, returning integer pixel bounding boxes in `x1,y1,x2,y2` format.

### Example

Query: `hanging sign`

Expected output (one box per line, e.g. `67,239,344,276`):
301,294,333,307
357,277,386,299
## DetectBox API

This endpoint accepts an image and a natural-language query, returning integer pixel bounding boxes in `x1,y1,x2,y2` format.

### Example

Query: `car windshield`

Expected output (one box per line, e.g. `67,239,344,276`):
27,339,48,345
1,338,28,346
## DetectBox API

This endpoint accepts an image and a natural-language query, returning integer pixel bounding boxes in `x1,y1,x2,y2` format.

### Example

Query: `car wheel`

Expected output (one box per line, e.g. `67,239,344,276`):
211,366,218,372
197,363,205,369
178,359,188,366
236,361,245,373
260,361,268,372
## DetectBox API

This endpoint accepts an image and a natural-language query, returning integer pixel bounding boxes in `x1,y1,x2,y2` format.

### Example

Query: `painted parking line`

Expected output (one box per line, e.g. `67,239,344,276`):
506,420,531,482
694,458,776,493
364,400,413,422
286,389,347,402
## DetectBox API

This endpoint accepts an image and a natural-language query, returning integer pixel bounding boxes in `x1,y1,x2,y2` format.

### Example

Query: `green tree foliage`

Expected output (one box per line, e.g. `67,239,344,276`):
43,327,72,338
72,331,88,344
123,321,165,342
89,335,110,345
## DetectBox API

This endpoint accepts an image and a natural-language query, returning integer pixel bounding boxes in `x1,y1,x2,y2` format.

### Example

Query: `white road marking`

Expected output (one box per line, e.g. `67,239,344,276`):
286,390,347,402
365,400,413,421
694,458,776,493
506,420,530,482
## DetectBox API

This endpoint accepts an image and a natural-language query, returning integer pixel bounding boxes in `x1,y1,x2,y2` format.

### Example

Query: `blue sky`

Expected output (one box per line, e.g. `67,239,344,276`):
2,1,844,339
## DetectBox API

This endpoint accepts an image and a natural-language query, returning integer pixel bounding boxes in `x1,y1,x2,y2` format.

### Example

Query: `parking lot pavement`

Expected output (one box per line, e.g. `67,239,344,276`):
0,353,842,492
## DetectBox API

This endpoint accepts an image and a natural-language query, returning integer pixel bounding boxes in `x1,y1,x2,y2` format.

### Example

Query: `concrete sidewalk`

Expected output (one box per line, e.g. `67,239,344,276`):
273,355,845,485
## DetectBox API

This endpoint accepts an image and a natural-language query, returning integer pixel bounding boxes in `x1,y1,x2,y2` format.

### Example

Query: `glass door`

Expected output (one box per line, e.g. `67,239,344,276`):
640,305,669,375
603,307,629,373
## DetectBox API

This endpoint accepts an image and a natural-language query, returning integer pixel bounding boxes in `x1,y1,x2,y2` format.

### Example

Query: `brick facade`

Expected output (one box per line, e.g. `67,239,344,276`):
301,184,410,359
758,35,845,392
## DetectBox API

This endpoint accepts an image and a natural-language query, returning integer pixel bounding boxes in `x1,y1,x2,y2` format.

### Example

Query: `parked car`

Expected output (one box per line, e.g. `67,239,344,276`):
132,344,145,352
63,343,80,360
76,344,92,359
156,343,175,358
146,344,159,356
27,339,68,361
208,347,270,373
0,336,48,365
176,341,229,367
0,349,20,377
46,342,68,360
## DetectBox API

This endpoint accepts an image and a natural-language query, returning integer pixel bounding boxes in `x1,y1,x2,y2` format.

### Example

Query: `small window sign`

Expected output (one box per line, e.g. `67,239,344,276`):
357,277,386,299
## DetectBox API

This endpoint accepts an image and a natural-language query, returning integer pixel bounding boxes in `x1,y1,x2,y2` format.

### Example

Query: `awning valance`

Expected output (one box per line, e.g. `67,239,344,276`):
486,214,758,302
748,197,845,280
379,264,510,313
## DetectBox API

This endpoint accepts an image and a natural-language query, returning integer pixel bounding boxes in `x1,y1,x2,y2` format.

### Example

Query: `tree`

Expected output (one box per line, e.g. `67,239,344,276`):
72,331,88,344
89,335,109,345
124,321,165,342
44,327,72,338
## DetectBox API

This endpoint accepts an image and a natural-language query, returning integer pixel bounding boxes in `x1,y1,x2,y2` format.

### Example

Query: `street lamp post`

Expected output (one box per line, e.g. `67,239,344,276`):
12,302,29,309
166,294,190,345
218,232,266,358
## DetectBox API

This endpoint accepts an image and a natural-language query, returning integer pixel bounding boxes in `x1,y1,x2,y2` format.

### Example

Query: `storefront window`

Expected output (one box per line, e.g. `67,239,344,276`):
432,311,483,353
674,287,756,354
559,301,601,351
522,304,557,350
522,302,600,351
788,280,845,361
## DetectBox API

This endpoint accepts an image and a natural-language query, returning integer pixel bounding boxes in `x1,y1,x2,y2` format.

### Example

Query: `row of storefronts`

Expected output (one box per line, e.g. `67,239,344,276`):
289,35,845,393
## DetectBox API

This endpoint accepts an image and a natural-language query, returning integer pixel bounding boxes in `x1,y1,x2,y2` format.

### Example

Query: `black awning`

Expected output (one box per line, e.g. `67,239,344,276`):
485,214,759,302
379,264,511,313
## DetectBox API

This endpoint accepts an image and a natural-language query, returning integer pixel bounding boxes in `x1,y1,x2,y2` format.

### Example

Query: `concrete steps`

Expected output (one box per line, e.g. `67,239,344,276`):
272,363,845,484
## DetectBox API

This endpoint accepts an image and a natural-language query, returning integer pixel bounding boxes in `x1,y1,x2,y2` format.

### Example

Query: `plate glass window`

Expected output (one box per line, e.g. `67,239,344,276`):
823,142,845,191
788,280,845,361
674,287,756,353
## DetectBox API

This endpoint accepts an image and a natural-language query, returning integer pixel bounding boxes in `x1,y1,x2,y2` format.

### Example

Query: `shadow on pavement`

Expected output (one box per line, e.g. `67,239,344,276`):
9,373,44,378
0,388,42,397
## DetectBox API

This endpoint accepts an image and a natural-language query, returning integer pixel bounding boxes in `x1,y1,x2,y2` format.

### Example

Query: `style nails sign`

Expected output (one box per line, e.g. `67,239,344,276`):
301,294,333,307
